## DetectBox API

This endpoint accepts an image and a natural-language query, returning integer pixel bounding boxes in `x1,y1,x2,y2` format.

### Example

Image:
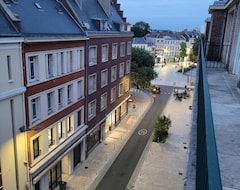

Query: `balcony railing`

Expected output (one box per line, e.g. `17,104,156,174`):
196,40,222,189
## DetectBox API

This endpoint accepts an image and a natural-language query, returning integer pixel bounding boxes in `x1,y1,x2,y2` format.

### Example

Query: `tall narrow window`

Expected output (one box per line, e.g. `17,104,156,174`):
78,49,84,70
126,60,131,74
67,51,73,72
46,54,54,78
58,122,63,140
119,83,123,97
58,88,64,109
102,44,109,62
101,69,108,87
7,56,12,81
111,66,117,82
120,42,126,57
48,128,54,147
67,116,73,133
33,137,40,159
60,52,65,74
47,92,54,115
110,87,116,103
127,41,132,55
77,109,82,127
67,84,73,104
28,56,38,82
77,80,83,99
119,62,125,77
89,46,97,66
112,43,118,59
88,74,97,94
101,93,107,111
88,100,96,120
31,97,40,123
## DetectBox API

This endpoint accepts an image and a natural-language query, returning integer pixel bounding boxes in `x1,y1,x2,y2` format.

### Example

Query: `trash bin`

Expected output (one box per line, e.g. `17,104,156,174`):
59,181,67,190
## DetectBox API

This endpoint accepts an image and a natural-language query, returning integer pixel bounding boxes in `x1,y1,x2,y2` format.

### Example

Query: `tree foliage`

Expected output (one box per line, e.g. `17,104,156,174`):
153,115,172,143
179,42,187,61
189,38,200,63
131,47,157,89
131,21,151,37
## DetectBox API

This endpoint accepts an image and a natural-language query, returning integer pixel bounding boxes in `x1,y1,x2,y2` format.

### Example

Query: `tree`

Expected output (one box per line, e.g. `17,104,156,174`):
179,42,187,61
153,115,172,143
189,38,200,63
131,21,151,37
131,47,157,89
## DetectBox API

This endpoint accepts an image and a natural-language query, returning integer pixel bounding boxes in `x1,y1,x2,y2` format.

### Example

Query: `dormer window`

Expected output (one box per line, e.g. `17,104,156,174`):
100,20,109,31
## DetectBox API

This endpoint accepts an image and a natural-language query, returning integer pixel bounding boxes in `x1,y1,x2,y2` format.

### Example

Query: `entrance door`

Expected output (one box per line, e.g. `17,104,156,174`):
73,143,81,167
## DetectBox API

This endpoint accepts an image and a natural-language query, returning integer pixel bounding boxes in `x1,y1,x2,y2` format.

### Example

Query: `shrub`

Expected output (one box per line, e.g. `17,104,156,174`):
153,115,171,143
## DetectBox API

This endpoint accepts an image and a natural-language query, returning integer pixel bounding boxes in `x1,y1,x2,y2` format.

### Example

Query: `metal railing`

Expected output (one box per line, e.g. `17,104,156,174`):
196,40,222,189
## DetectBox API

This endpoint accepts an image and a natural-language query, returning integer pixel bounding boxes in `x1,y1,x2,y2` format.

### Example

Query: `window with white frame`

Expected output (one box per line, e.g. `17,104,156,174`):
57,52,65,75
112,43,118,59
111,65,117,82
119,62,124,77
125,78,130,92
31,97,40,123
88,100,96,120
28,56,39,83
89,46,97,66
77,109,83,127
101,69,108,87
46,54,54,78
88,73,97,94
67,51,73,72
110,87,116,103
67,84,73,104
58,88,64,109
77,49,84,70
126,60,131,74
119,83,123,97
101,93,107,111
47,92,54,115
67,115,73,133
127,41,132,55
77,80,83,99
33,137,40,159
120,42,125,57
102,44,109,62
58,122,64,140
48,128,54,147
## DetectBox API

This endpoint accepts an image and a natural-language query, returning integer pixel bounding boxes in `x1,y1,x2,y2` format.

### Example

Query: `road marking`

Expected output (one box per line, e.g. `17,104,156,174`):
138,129,148,136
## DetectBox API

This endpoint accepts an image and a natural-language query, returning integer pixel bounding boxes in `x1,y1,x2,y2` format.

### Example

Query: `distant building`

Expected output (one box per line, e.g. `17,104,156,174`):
145,30,198,63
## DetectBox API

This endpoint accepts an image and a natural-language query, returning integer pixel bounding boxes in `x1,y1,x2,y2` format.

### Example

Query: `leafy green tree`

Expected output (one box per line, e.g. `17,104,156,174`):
131,21,151,37
189,38,200,63
131,47,157,89
179,42,187,61
153,115,172,143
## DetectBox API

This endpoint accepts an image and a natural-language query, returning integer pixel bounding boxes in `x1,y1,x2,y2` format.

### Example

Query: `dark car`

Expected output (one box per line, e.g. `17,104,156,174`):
151,85,161,94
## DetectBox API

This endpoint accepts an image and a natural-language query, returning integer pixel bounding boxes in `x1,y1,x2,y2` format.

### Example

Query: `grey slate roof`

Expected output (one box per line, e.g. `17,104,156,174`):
0,9,19,36
4,0,85,37
132,37,147,44
67,0,125,33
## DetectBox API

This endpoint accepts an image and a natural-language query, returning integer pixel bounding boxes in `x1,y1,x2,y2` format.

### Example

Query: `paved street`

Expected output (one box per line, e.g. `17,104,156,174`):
96,86,172,190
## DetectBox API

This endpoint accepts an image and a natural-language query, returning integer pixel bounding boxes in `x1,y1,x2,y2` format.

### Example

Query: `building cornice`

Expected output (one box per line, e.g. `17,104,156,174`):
0,87,26,101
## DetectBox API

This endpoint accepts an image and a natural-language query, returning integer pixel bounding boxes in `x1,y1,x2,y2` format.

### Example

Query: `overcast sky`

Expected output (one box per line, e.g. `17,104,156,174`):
117,0,215,32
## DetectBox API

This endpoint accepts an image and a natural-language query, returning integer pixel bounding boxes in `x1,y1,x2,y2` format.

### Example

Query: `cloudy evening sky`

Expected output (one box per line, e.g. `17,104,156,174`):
117,0,215,32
